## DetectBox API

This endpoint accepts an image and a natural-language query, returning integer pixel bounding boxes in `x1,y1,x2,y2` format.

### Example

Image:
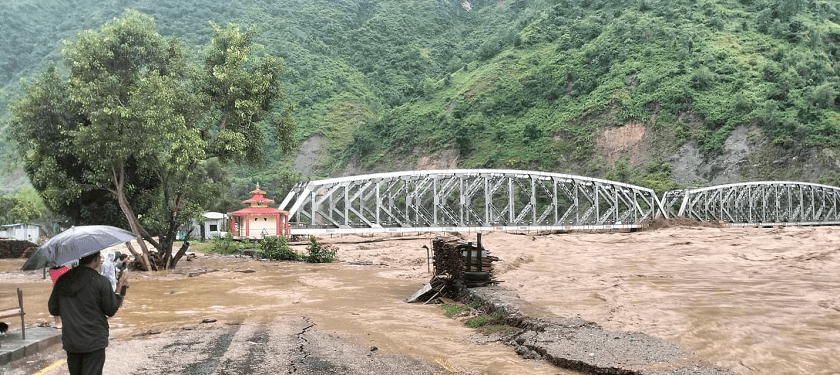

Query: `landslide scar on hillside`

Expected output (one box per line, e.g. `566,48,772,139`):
596,122,648,166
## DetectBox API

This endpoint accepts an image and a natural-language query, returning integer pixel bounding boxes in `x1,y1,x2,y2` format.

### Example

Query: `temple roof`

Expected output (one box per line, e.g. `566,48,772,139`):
241,182,276,206
228,206,288,216
242,194,275,205
249,182,267,196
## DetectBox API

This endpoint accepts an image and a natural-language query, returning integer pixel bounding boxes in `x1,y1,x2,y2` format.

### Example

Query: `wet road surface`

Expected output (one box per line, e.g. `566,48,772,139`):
0,247,566,375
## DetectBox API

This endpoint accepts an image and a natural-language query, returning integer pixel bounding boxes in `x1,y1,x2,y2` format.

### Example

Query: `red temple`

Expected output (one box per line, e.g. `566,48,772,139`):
227,183,290,238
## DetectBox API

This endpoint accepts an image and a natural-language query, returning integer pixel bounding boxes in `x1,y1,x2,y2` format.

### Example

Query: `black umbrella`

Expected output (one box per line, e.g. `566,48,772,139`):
22,225,137,270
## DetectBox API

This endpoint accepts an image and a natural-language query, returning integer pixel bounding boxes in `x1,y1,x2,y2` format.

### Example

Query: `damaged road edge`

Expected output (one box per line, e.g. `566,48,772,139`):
453,286,740,375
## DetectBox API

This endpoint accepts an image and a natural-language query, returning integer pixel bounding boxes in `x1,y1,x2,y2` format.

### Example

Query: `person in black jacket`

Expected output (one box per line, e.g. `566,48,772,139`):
48,251,127,375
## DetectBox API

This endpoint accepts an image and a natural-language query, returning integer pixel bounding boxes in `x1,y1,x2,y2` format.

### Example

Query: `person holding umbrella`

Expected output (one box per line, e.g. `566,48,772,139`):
48,250,128,375
23,225,138,271
25,225,136,373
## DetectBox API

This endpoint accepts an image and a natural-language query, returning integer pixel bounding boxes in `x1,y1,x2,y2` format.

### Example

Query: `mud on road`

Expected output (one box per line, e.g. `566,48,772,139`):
0,237,562,375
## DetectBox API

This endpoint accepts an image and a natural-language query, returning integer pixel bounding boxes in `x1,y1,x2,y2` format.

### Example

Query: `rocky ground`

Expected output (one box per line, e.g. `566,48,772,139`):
468,287,737,375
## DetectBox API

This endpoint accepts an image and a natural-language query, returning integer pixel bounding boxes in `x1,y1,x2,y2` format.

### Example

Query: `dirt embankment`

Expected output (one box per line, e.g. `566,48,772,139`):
0,239,37,259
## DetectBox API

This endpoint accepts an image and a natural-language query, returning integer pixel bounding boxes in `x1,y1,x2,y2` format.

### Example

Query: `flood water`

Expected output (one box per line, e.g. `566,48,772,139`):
491,226,840,374
3,226,839,374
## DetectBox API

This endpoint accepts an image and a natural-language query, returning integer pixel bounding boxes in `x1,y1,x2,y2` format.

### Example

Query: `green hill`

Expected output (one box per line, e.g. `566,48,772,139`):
2,0,840,201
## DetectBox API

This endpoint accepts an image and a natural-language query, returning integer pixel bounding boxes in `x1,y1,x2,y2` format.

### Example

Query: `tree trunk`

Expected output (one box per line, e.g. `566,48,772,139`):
159,235,175,269
111,162,190,271
170,240,191,268
124,241,153,272
167,227,194,269
156,186,188,270
112,163,157,271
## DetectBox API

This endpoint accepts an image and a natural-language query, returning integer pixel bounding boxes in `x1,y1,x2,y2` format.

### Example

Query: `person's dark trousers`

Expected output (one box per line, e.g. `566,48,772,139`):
66,348,106,375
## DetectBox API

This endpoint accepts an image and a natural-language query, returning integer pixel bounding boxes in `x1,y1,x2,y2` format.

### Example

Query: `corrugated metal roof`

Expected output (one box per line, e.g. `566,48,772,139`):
203,212,226,219
1,223,38,228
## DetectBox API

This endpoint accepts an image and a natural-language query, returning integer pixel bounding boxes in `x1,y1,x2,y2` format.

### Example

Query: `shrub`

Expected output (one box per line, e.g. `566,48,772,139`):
305,236,337,263
207,233,240,254
690,66,714,89
259,236,299,261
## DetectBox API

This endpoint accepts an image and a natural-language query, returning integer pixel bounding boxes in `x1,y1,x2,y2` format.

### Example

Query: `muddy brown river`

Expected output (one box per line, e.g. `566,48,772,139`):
1,225,839,374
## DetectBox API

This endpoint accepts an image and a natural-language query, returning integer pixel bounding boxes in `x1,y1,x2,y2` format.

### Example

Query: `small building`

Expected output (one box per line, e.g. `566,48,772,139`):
0,223,41,242
227,183,290,239
177,212,228,241
202,212,227,240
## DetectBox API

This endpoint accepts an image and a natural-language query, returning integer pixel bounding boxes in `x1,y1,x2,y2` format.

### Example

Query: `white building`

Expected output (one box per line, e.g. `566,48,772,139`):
0,223,42,242
202,212,227,240
178,212,228,241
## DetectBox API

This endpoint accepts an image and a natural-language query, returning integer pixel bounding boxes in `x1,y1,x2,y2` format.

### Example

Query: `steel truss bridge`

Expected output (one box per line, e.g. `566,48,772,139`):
661,181,840,226
278,170,840,234
280,169,660,234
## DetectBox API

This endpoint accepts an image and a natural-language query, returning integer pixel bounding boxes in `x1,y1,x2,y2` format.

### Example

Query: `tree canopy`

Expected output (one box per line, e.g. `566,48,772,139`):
0,187,47,225
7,10,294,269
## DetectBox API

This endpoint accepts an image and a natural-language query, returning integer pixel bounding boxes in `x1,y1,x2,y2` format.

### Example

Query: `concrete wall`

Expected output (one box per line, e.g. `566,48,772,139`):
0,225,40,242
247,216,277,237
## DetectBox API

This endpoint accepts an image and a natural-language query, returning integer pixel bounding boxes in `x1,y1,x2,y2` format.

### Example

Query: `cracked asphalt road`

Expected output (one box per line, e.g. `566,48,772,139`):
6,317,472,375
121,316,464,375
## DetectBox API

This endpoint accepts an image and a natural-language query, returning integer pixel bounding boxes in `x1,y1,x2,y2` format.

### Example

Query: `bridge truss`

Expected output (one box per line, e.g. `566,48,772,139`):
280,169,666,234
660,181,840,226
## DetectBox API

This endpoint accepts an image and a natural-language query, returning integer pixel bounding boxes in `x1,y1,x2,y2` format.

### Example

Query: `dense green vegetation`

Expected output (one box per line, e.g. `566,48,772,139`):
205,234,334,263
0,187,48,224
2,0,840,221
347,0,840,180
6,11,293,270
259,235,299,260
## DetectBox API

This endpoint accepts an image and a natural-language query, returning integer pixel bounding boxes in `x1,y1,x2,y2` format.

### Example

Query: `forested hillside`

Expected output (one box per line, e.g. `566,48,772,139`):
2,0,840,205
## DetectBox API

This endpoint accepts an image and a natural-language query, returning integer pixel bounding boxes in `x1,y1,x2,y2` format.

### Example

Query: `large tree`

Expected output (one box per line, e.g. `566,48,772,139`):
0,187,48,225
7,10,294,270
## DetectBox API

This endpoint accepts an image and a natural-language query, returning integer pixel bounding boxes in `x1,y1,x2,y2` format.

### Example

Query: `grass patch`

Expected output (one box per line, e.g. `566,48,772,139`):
174,240,213,253
464,311,507,328
440,303,470,318
475,324,519,336
440,303,519,336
